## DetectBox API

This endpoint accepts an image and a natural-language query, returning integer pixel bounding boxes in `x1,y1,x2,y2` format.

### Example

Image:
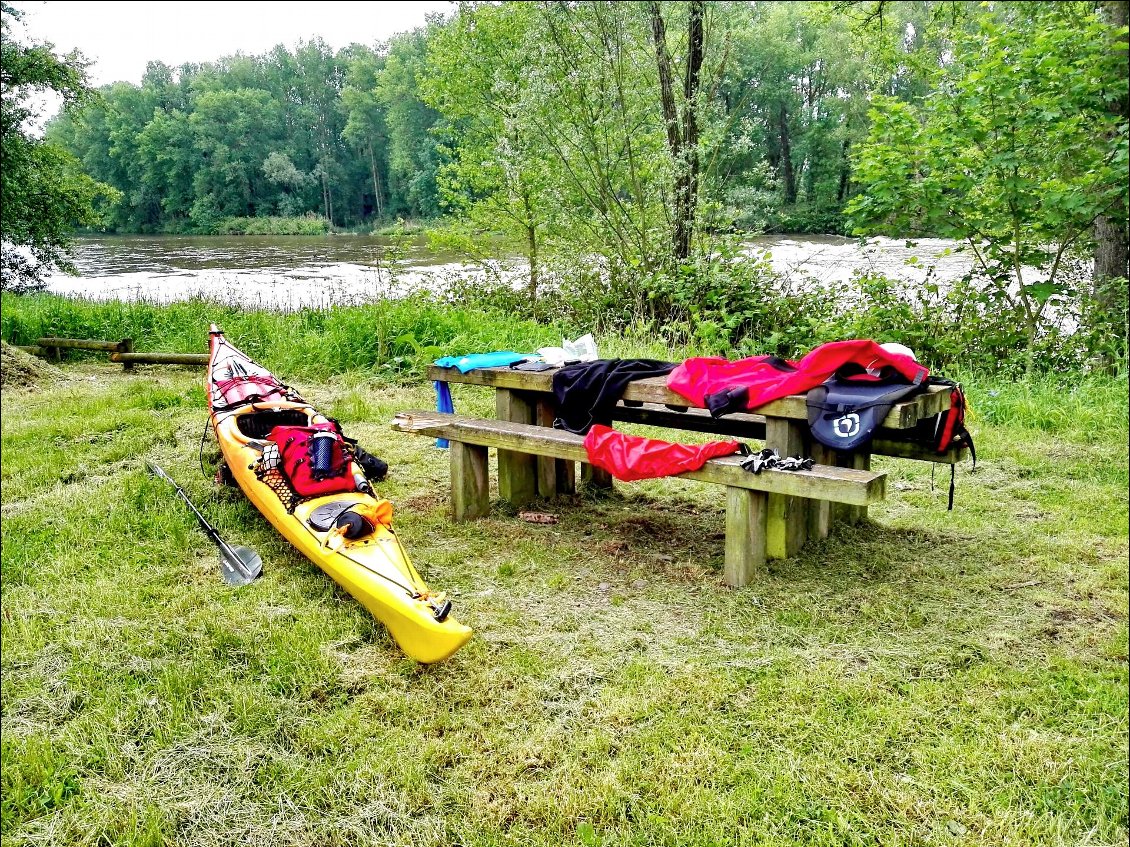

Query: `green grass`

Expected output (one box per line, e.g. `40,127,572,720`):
1,293,557,381
2,361,1127,846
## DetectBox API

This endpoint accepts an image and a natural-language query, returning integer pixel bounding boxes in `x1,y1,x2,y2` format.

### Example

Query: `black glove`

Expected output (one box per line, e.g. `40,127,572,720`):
740,448,814,474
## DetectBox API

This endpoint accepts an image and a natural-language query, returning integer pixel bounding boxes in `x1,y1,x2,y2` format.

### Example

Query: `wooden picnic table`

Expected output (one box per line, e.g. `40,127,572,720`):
427,364,957,563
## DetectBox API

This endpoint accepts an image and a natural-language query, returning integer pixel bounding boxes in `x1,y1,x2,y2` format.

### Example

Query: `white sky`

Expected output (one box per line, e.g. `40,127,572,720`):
8,1,453,87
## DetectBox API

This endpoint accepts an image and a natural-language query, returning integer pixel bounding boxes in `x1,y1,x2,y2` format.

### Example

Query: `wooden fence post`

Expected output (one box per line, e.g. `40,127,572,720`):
118,339,134,371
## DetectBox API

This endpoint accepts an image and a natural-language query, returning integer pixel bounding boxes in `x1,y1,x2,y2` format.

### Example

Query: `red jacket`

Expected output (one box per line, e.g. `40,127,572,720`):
583,425,743,481
667,340,928,416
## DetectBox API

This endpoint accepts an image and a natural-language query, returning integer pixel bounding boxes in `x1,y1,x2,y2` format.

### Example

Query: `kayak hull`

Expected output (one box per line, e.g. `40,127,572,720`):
207,329,471,663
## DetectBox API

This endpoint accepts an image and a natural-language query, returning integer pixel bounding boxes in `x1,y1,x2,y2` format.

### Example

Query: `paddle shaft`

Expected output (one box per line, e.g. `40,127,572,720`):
147,462,257,580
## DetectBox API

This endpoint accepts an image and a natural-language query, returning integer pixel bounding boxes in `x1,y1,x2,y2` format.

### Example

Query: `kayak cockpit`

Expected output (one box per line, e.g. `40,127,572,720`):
234,406,311,439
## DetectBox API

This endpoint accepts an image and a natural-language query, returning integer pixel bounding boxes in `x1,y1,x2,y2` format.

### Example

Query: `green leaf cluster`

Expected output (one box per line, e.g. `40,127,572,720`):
0,3,118,291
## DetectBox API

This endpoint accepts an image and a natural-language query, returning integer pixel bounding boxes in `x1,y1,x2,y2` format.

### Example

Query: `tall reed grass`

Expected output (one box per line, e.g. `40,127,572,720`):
0,292,557,381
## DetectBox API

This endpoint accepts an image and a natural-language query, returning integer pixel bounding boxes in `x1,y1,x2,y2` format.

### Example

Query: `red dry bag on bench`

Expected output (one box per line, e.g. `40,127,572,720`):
583,424,743,482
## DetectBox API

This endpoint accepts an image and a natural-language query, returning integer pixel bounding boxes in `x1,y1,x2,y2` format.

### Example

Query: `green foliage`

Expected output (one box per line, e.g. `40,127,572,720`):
0,4,118,291
376,29,443,220
847,2,1130,366
210,215,330,236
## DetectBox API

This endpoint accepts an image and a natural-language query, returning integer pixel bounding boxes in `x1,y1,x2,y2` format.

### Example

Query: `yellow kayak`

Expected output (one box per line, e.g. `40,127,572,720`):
207,325,471,663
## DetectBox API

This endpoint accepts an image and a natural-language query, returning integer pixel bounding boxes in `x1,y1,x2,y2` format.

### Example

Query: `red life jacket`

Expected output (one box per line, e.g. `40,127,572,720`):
268,423,356,497
583,424,743,482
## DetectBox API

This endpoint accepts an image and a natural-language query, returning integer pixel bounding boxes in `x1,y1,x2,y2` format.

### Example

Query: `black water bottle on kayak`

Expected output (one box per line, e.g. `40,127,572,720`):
309,431,337,478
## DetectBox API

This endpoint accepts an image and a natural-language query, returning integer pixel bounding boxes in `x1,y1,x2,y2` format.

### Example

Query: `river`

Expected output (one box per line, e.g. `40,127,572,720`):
43,233,976,310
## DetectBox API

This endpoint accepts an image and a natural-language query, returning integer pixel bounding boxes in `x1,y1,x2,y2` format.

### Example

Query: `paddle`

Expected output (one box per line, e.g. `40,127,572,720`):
147,462,263,586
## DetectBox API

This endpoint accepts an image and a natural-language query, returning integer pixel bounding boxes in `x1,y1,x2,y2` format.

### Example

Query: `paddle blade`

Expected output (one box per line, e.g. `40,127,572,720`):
220,544,263,586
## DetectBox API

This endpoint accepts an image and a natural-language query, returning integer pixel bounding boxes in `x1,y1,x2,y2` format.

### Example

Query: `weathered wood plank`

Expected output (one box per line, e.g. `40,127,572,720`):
428,365,950,429
496,390,538,506
725,487,767,587
451,442,489,521
119,338,135,370
871,436,967,464
392,412,886,505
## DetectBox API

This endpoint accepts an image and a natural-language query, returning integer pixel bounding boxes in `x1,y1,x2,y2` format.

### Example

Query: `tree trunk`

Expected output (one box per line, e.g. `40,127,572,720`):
527,222,539,300
678,0,705,261
778,102,796,205
837,138,851,203
1093,0,1129,313
649,0,705,263
368,140,384,219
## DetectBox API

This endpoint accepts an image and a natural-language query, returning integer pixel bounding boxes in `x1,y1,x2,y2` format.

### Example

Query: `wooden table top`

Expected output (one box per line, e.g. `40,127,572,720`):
428,364,950,430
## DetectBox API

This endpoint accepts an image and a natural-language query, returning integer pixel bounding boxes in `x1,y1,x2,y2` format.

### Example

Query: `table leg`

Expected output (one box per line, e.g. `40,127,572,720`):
765,417,808,558
535,399,575,497
496,389,538,506
833,450,871,525
581,463,614,490
451,442,489,521
725,487,767,587
808,441,835,541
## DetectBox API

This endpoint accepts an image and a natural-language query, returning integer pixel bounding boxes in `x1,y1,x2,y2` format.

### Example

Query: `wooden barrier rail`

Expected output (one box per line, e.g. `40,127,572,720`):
12,337,207,369
110,352,209,366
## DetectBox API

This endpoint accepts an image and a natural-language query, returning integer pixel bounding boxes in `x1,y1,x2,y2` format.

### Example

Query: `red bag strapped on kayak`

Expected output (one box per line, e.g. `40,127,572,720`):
583,424,744,482
268,423,356,497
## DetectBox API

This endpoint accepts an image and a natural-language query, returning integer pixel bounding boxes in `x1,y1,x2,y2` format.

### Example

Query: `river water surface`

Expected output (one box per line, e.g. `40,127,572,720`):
45,233,976,310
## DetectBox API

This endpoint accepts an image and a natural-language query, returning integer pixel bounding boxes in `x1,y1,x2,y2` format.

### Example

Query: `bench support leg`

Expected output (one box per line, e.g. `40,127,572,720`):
535,399,575,497
496,389,538,506
581,463,614,490
808,442,835,541
451,442,489,521
765,418,808,558
725,487,767,587
833,450,871,525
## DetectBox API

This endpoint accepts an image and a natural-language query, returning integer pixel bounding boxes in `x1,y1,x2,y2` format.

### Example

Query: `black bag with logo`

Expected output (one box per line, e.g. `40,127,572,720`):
806,365,924,451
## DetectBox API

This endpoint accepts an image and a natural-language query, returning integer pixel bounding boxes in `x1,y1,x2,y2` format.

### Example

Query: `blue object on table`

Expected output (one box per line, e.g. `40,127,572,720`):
434,381,454,449
434,351,530,372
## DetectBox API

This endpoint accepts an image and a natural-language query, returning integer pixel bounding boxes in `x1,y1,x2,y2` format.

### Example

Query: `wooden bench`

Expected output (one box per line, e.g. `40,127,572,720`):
392,411,888,588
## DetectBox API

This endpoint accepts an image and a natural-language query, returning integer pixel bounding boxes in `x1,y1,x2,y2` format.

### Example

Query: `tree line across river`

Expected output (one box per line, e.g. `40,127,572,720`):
2,1,1126,372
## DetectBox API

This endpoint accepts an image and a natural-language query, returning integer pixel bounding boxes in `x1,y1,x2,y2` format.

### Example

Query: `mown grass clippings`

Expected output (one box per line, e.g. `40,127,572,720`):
1,341,64,390
1,363,1126,847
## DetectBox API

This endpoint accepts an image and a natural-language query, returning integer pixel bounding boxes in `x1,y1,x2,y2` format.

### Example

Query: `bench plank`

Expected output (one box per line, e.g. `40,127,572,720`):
427,365,951,429
393,411,887,506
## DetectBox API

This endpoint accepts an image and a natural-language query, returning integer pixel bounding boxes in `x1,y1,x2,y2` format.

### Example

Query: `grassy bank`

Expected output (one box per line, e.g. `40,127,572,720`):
1,350,1126,846
0,293,564,382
